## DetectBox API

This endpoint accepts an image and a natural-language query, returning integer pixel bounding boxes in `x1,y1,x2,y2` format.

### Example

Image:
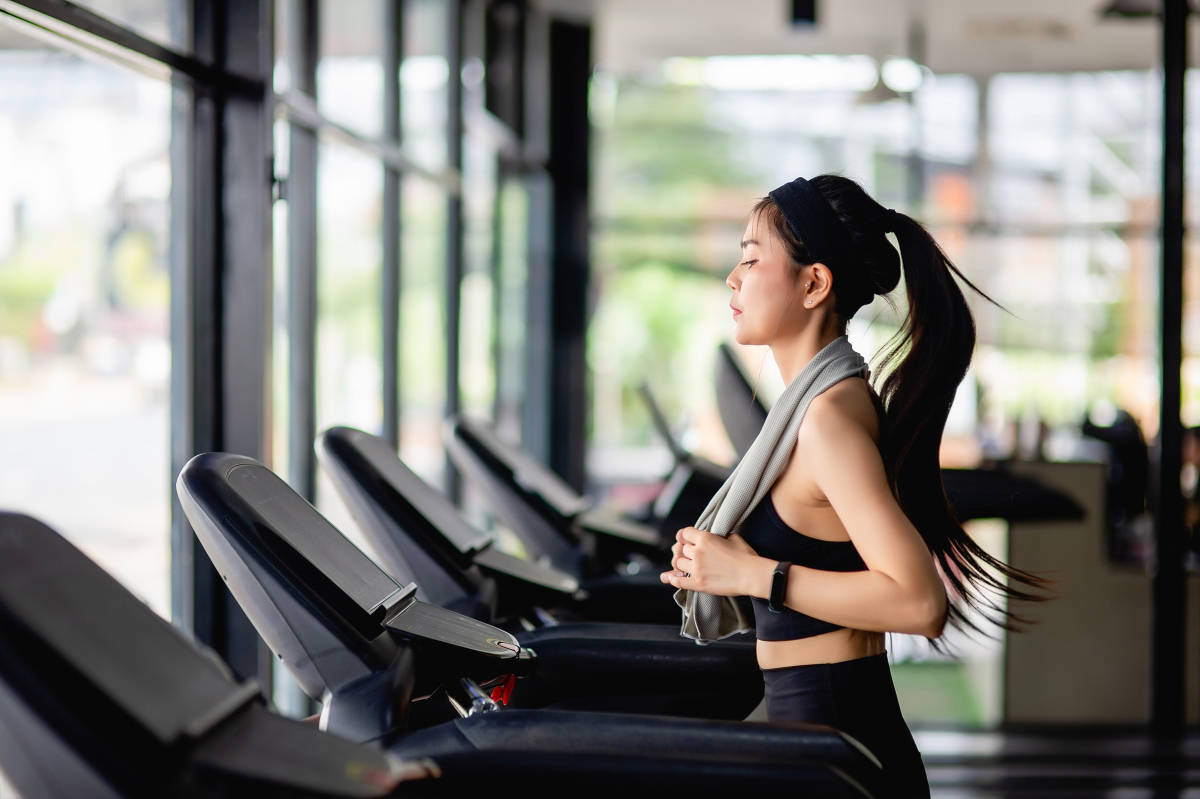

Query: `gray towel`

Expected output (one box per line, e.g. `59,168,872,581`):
677,335,868,643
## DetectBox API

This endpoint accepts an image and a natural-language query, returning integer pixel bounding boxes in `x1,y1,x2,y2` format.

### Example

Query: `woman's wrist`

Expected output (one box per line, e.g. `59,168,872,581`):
743,556,778,600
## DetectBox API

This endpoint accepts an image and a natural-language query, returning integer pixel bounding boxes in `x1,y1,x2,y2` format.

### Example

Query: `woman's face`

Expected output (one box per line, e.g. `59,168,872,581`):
727,216,803,346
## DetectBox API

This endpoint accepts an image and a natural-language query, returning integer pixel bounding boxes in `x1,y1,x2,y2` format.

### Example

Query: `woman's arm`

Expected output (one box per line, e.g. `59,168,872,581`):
661,395,948,639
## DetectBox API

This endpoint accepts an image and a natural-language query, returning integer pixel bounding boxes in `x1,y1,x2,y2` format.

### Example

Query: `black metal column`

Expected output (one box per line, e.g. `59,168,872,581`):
221,0,275,685
381,0,402,448
444,0,464,498
169,75,220,656
1152,0,1189,735
546,19,590,492
287,0,319,500
170,0,274,687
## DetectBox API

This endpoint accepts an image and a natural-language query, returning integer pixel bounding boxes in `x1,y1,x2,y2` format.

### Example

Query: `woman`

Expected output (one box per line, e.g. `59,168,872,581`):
660,175,1045,796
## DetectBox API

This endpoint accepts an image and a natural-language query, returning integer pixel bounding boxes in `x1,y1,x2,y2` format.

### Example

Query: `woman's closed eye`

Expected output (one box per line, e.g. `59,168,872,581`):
740,259,757,268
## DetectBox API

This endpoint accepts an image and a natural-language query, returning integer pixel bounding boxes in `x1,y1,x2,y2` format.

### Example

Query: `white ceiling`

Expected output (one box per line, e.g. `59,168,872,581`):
590,0,1187,77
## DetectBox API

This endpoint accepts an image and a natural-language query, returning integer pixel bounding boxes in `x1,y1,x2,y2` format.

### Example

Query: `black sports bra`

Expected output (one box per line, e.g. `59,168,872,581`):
738,497,867,641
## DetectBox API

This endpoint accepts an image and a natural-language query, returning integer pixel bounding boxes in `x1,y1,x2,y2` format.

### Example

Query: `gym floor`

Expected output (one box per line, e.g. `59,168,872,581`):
920,728,1200,796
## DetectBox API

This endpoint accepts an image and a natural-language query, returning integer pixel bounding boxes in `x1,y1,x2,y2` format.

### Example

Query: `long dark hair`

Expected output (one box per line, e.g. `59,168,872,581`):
753,174,1047,636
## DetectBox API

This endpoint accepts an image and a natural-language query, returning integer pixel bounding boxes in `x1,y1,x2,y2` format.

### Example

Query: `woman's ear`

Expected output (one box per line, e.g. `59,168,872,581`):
804,263,834,308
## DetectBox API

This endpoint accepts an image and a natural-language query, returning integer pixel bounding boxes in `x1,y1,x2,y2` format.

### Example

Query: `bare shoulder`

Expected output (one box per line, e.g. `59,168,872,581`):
799,377,880,448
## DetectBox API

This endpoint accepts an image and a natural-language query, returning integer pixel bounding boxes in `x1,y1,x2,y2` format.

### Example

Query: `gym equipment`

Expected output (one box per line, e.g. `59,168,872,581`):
444,415,670,577
177,453,762,727
318,425,684,624
0,511,431,798
0,510,885,797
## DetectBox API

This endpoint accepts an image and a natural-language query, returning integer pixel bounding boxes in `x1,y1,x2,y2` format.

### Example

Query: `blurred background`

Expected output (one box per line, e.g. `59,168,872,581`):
0,0,1198,763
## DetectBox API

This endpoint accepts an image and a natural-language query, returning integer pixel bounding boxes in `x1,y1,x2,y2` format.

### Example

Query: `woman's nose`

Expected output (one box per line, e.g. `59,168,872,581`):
726,266,740,291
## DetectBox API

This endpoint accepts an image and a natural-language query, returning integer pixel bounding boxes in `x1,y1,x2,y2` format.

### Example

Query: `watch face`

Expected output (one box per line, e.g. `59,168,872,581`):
772,559,792,609
769,562,790,613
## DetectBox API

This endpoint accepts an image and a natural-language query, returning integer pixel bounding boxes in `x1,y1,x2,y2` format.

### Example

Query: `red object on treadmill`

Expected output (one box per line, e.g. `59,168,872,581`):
490,674,516,705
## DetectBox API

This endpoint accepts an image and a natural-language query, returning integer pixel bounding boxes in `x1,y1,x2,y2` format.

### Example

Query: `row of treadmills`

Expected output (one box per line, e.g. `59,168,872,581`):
0,346,1083,797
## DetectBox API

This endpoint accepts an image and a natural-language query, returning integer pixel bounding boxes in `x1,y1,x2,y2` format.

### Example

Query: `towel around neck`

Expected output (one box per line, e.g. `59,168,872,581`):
676,335,869,644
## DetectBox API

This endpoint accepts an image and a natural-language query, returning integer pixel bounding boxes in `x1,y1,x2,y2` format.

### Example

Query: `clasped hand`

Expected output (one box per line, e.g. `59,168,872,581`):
659,527,764,597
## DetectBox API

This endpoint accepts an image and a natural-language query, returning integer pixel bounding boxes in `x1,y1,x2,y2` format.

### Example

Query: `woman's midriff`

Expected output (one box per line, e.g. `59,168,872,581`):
757,627,885,669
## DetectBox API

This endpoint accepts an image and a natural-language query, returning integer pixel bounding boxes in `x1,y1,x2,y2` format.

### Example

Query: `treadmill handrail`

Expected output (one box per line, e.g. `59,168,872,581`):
638,383,689,463
715,342,771,460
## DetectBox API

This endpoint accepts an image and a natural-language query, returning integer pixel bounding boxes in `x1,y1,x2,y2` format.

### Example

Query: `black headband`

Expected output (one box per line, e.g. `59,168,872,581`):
768,177,875,314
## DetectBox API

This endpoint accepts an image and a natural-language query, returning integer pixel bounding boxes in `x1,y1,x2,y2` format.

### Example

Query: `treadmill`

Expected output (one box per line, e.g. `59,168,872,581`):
0,511,431,797
714,343,1085,523
0,511,882,796
317,424,706,624
177,453,763,723
444,415,670,578
317,425,580,621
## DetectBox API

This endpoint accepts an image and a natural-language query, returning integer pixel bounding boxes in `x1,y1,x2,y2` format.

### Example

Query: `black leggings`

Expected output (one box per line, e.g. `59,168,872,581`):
763,653,929,798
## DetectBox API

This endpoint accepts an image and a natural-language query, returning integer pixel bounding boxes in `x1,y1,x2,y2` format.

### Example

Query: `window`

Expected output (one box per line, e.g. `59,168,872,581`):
0,27,172,616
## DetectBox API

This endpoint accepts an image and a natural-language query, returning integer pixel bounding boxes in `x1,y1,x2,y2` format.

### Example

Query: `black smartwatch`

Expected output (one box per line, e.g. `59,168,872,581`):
768,561,792,614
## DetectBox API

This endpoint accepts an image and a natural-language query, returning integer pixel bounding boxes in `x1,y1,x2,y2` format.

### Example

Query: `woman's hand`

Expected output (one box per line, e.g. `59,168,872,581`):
659,528,773,598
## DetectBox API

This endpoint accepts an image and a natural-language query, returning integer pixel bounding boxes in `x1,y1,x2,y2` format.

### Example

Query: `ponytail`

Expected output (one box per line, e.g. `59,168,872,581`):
755,175,1047,636
880,213,1047,635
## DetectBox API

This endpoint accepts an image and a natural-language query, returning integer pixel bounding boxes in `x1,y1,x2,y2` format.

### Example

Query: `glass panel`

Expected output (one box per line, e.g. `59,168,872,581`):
493,176,526,441
312,141,383,542
396,0,450,486
1183,72,1200,533
0,30,172,616
72,0,182,52
979,71,1159,456
590,57,1165,728
315,142,383,437
399,174,446,486
591,63,1163,485
460,86,498,419
590,68,758,487
317,0,383,138
403,0,449,175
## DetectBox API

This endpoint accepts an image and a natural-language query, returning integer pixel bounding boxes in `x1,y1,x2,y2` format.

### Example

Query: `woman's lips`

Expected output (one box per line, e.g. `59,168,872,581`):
730,303,741,317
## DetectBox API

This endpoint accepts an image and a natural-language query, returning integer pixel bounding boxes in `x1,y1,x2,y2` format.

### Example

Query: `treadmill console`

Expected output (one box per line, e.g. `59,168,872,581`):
327,428,493,555
385,600,524,660
0,513,261,747
181,453,533,697
321,426,581,601
454,417,593,519
227,462,407,618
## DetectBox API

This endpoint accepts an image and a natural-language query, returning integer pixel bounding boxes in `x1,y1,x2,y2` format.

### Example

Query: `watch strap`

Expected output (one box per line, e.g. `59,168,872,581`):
768,561,791,614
